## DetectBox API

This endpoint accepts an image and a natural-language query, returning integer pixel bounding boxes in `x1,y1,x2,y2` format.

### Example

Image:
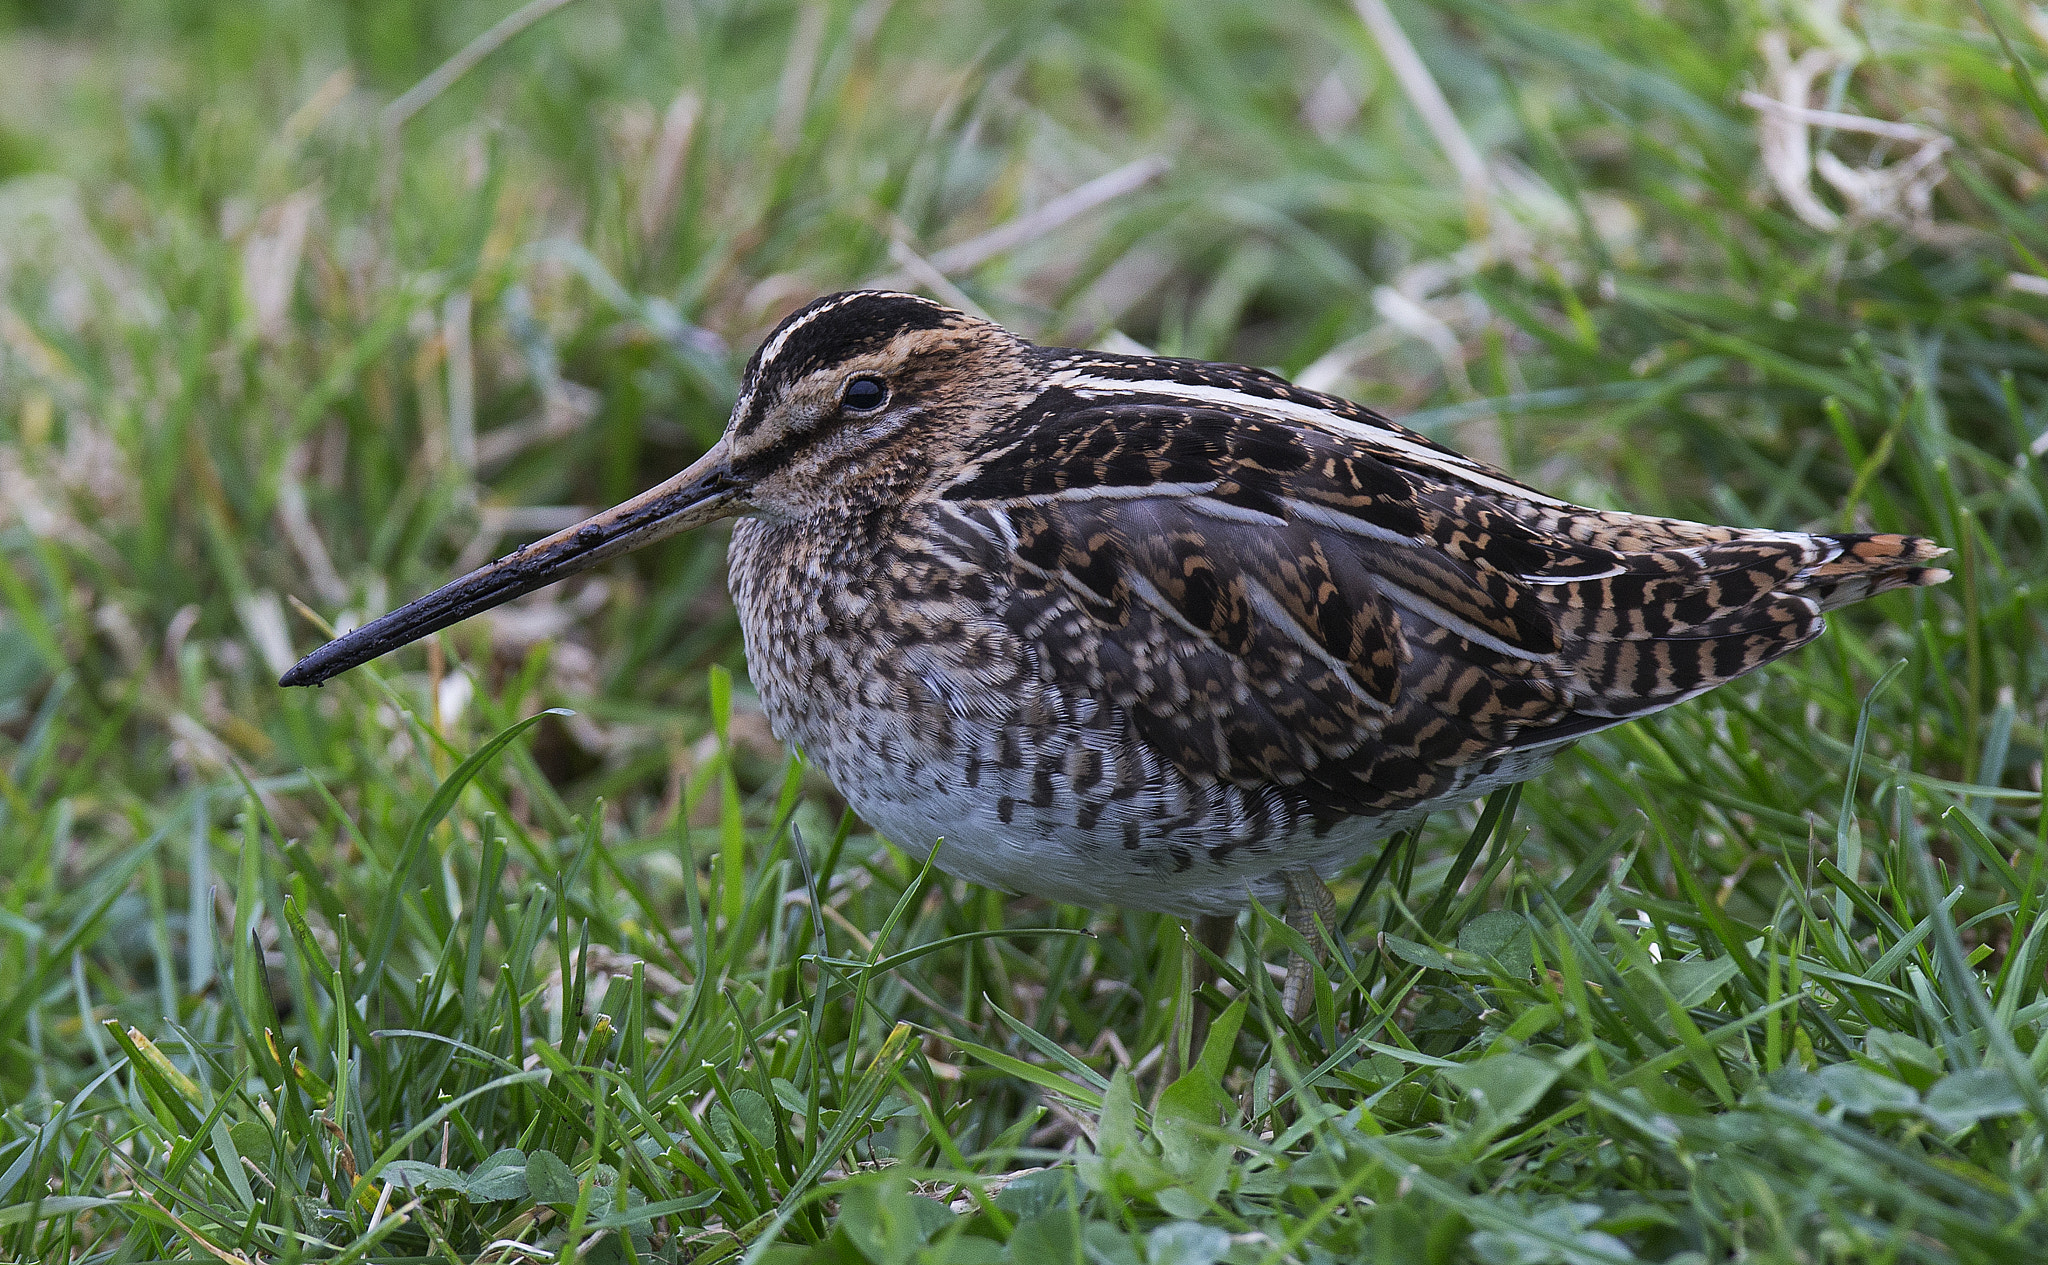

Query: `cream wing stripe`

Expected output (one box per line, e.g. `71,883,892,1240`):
1366,576,1557,664
1280,497,1429,549
1043,370,1570,507
1239,576,1393,716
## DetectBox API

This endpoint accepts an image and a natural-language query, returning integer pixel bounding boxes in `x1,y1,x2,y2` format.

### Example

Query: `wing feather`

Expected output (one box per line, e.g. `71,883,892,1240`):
939,386,1943,819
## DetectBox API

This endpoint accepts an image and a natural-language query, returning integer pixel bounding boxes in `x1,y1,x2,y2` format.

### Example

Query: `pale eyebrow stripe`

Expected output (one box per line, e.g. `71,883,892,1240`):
732,292,875,430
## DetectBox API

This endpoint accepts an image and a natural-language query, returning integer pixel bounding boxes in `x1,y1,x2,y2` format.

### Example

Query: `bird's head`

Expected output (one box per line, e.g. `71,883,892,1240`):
279,291,1024,686
723,290,1032,518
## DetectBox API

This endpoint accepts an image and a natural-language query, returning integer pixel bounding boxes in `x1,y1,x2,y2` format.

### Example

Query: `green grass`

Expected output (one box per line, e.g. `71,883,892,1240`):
1,0,2045,1260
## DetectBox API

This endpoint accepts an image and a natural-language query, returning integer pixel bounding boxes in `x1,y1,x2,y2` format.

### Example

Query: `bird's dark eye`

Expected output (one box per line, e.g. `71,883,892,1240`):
841,376,888,412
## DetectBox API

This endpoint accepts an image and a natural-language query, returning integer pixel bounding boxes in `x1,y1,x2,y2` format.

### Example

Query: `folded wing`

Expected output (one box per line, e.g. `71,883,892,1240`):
940,388,1945,818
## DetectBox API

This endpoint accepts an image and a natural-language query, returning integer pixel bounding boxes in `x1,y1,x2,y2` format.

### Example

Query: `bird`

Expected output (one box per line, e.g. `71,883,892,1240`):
283,289,1949,1015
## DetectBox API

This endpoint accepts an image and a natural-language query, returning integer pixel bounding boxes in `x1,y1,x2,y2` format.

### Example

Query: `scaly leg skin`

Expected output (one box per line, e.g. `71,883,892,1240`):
1280,868,1338,1022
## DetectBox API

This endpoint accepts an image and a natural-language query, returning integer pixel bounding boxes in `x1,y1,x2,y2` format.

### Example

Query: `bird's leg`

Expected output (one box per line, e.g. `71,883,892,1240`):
1179,912,1238,1068
1280,867,1337,1022
1190,913,1238,992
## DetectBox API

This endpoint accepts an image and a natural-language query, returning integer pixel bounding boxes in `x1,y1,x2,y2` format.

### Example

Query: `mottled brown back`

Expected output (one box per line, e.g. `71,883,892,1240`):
934,347,1946,820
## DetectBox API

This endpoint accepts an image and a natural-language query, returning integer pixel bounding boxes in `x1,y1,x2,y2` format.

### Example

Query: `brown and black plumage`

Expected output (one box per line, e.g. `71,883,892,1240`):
284,290,1948,933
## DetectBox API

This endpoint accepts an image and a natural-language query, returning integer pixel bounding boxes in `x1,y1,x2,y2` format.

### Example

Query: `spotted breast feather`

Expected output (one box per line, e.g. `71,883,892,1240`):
933,349,1948,826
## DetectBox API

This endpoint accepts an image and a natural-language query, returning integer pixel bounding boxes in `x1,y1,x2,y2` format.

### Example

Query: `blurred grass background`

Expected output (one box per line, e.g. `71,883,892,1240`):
1,0,2045,1261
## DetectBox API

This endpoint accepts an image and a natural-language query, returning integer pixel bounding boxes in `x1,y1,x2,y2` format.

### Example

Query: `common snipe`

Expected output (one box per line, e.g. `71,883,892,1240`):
285,290,1947,981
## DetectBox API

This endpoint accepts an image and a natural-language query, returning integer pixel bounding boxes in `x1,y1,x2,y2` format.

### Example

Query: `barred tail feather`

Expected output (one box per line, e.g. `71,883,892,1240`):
1795,533,1952,611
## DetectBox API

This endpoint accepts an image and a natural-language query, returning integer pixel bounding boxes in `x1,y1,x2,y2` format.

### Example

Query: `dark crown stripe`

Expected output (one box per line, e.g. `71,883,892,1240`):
733,291,959,437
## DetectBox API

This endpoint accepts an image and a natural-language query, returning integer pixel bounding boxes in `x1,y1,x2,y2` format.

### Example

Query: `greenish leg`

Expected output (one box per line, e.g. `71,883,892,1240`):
1281,867,1337,1022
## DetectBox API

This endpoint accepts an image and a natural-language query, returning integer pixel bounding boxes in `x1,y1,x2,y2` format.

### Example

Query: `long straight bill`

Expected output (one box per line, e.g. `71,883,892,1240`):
280,441,741,686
